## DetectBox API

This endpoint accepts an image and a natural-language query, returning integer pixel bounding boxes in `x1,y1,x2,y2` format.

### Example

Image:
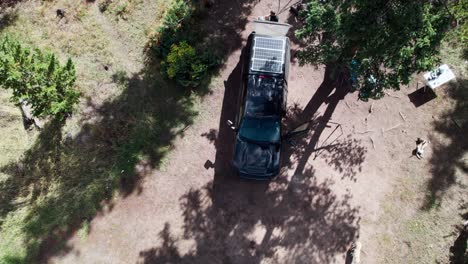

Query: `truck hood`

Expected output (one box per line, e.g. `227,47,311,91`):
233,138,280,175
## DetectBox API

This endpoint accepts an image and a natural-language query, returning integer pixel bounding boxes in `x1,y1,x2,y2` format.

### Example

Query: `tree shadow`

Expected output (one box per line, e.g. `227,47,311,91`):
200,129,218,145
281,65,366,180
449,225,467,264
0,59,198,261
423,78,468,210
138,36,361,264
195,0,257,63
0,0,23,9
139,167,360,263
321,135,366,181
0,6,18,32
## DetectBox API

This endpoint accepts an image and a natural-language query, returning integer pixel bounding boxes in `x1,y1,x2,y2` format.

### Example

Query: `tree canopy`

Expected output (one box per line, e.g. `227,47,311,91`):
0,35,80,119
296,0,454,100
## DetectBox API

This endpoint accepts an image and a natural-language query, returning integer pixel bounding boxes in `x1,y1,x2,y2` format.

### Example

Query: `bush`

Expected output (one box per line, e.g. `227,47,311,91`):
161,41,216,88
0,35,80,119
148,0,219,88
150,0,193,58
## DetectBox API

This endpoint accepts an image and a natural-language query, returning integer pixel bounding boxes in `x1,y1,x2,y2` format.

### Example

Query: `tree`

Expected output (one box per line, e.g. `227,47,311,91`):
296,0,453,100
0,35,80,119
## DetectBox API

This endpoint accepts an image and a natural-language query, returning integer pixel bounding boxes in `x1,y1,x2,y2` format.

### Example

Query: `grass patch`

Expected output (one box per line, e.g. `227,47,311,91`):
0,90,36,168
77,219,90,240
440,40,468,77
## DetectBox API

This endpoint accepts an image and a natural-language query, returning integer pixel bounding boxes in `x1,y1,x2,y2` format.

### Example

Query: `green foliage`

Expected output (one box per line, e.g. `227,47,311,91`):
0,35,80,119
296,0,452,100
161,41,215,87
150,0,193,58
447,0,468,59
148,0,218,88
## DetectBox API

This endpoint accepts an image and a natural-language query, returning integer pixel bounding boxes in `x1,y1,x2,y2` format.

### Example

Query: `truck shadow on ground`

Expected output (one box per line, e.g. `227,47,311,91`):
138,42,362,264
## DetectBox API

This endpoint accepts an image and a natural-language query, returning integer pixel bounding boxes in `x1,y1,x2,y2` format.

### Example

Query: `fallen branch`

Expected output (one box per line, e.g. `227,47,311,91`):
452,118,462,130
19,100,43,129
399,111,407,122
346,241,362,264
369,136,375,149
384,123,401,132
356,129,375,134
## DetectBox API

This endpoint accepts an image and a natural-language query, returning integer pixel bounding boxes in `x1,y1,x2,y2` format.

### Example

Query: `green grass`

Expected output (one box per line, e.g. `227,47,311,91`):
0,91,36,167
440,33,468,78
0,0,207,262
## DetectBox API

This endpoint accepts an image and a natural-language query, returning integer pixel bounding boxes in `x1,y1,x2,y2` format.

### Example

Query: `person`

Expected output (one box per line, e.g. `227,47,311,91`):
258,11,279,22
268,11,279,22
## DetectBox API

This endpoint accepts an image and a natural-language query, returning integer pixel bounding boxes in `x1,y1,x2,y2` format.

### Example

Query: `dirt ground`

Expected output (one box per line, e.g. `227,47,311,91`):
1,0,466,263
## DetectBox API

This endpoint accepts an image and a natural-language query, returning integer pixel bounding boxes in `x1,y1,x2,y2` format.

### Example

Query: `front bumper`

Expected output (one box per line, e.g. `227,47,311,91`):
236,167,279,181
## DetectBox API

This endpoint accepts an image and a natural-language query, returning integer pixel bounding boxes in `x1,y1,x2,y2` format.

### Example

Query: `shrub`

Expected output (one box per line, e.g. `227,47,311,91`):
0,35,80,119
161,41,216,88
98,0,112,12
150,0,193,58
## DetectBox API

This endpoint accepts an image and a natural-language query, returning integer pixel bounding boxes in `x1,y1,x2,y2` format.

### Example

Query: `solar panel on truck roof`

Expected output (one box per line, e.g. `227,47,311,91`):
251,37,285,74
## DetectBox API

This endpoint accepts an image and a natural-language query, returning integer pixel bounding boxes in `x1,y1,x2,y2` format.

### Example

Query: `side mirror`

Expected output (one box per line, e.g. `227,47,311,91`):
285,122,309,139
226,119,236,131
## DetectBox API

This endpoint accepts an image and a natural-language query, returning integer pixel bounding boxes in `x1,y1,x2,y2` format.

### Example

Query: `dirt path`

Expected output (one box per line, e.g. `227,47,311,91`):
48,1,461,264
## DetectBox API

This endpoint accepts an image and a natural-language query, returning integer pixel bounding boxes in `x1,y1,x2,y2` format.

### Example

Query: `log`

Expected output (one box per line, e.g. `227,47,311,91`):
352,241,362,264
452,118,462,130
384,123,401,132
19,100,33,120
19,100,43,129
399,111,407,122
369,136,375,149
346,241,362,264
356,129,375,134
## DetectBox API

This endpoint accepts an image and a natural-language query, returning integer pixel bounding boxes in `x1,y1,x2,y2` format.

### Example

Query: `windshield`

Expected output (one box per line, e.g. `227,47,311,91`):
244,75,282,118
239,117,281,143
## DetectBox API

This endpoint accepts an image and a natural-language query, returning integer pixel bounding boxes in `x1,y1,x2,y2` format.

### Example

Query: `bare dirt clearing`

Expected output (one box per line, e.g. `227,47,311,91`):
0,0,466,263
